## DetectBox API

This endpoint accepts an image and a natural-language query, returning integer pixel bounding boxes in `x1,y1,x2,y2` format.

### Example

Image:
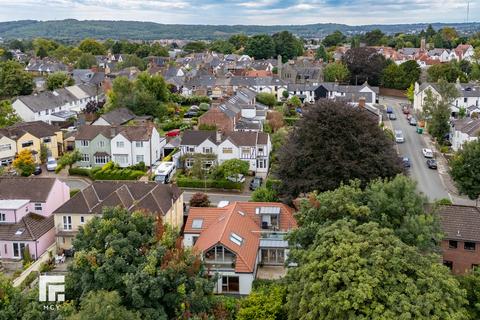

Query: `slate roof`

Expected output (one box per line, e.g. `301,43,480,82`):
75,124,155,141
452,118,480,136
181,130,216,146
181,130,269,146
0,121,60,139
0,177,57,202
54,181,182,216
438,205,480,242
186,202,296,273
0,213,54,241
96,108,135,125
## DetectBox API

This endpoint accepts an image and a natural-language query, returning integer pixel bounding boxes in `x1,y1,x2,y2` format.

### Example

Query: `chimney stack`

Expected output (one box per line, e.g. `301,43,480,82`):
358,97,366,108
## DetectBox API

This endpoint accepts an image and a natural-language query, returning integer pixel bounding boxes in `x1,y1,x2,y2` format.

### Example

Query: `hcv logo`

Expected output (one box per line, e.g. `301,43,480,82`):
39,275,65,302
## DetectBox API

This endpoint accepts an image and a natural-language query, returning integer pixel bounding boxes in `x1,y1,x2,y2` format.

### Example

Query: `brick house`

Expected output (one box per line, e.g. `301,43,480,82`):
198,106,236,133
438,205,480,274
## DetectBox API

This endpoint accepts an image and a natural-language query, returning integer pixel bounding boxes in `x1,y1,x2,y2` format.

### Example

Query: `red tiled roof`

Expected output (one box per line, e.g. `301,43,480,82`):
186,202,297,273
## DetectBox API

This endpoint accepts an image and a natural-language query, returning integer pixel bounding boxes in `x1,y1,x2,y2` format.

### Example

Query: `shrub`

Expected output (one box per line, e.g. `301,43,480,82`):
251,187,279,202
161,120,184,131
129,161,147,172
436,198,453,205
39,260,55,273
283,116,299,126
189,192,211,207
199,102,210,111
20,271,39,291
199,123,217,131
440,146,450,154
68,167,92,177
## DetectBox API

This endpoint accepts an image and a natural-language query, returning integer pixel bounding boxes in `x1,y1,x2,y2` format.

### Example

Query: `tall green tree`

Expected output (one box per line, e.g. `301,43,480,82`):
277,100,402,200
209,40,235,54
228,34,248,50
245,35,276,59
422,79,459,142
68,291,141,320
364,28,385,46
0,100,21,127
0,60,34,99
78,38,106,55
183,41,208,53
76,53,97,69
427,62,466,82
323,62,350,83
315,44,328,61
342,47,387,86
46,72,74,90
451,140,480,200
286,219,469,320
322,30,346,47
237,283,286,320
272,31,303,61
381,63,407,89
116,54,146,71
400,59,421,86
457,268,480,319
0,274,24,320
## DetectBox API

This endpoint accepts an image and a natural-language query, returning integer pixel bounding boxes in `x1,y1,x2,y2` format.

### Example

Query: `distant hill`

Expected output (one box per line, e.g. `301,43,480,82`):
0,19,479,41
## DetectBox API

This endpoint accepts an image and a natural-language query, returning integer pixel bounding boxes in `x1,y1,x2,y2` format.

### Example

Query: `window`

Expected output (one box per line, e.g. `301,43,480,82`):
34,203,42,211
4,244,6,255
473,264,479,271
21,140,34,148
43,137,51,143
135,141,144,148
203,147,213,154
98,141,105,147
222,276,239,293
80,140,89,147
443,260,453,270
136,155,144,163
464,97,468,103
261,248,286,265
192,236,199,245
81,154,90,162
187,146,195,153
95,156,109,164
222,148,233,154
63,216,72,230
13,243,26,258
192,219,203,229
229,232,243,246
465,242,476,251
0,213,5,222
449,240,458,249
114,154,128,165
80,216,85,224
116,141,125,148
0,144,11,151
257,159,267,169
186,158,195,168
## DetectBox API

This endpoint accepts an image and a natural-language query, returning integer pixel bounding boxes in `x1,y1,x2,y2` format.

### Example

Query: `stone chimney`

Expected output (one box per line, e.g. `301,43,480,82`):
216,130,223,144
420,38,426,52
358,97,366,108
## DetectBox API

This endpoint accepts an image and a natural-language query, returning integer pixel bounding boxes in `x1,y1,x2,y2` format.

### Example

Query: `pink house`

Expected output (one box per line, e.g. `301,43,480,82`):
0,177,70,260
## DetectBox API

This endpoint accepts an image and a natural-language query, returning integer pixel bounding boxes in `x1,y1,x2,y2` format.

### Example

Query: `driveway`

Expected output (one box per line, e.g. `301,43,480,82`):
382,97,450,202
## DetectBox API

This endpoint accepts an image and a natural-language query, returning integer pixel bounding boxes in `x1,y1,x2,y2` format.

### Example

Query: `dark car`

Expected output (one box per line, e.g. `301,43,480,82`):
426,159,438,169
33,165,42,175
249,177,263,191
183,111,198,118
402,156,411,168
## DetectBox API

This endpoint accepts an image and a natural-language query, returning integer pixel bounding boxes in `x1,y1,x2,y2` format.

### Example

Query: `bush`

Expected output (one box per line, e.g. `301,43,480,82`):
128,161,147,172
283,116,299,126
199,123,217,131
440,146,450,154
93,168,145,180
161,120,184,131
199,102,210,111
436,198,453,205
20,271,39,291
69,167,92,177
189,192,211,207
39,260,55,273
176,177,242,190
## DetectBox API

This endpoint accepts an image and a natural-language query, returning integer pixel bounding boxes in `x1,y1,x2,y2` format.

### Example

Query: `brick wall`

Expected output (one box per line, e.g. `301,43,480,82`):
441,239,480,274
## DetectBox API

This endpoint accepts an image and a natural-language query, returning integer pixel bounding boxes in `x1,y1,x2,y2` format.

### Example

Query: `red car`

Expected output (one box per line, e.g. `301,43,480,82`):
165,129,181,137
403,106,410,114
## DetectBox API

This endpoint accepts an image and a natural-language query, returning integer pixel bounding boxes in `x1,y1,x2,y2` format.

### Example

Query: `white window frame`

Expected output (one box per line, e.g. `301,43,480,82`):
136,155,144,163
116,141,125,148
0,213,6,222
63,216,72,230
135,141,144,148
81,153,90,162
80,140,89,147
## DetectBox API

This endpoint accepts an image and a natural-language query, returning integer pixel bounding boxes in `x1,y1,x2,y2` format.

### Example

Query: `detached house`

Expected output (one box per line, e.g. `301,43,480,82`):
53,181,183,250
183,202,297,295
0,177,70,260
180,130,271,177
0,121,63,161
75,123,165,167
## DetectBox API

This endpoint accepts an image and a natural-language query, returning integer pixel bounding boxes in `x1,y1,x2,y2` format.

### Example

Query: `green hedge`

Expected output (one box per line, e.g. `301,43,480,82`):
284,117,299,126
20,271,39,291
69,163,145,180
176,177,242,190
68,167,92,177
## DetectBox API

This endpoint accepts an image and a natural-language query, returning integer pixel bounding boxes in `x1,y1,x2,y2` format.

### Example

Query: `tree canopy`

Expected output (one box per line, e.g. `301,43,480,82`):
272,31,303,62
46,72,74,90
78,38,106,55
256,92,277,107
277,99,402,200
0,100,21,128
0,60,34,99
323,62,350,83
245,34,276,59
322,30,346,47
451,140,480,200
343,47,387,86
13,149,35,176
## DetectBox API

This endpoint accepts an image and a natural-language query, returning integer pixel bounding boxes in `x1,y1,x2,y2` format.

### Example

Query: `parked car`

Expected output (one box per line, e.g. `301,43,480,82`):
402,156,411,168
388,113,397,120
422,148,434,158
46,157,57,171
406,114,413,120
227,174,245,183
386,106,393,114
395,130,405,143
426,159,438,169
402,106,410,114
33,165,42,175
249,177,263,190
184,111,198,118
189,105,199,111
409,118,417,126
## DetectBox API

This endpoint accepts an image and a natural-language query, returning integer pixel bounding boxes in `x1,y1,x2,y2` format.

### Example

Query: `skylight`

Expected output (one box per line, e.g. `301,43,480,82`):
192,219,203,229
230,232,243,246
256,207,281,215
15,228,25,235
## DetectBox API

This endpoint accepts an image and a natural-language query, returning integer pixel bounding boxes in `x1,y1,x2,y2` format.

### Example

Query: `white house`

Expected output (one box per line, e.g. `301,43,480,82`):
414,82,480,114
110,125,164,168
12,84,101,124
183,202,297,295
451,118,480,151
0,133,17,166
180,130,271,177
318,82,379,104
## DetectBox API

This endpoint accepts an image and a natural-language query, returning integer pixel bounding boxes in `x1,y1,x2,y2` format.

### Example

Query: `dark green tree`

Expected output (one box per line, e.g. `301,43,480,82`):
381,63,408,89
322,30,346,47
183,41,208,53
256,92,277,107
342,47,387,86
116,54,146,71
0,60,34,98
451,140,480,200
427,62,466,82
364,29,385,46
315,44,328,61
76,53,97,69
286,219,469,320
46,72,74,90
68,291,141,320
237,283,286,320
399,59,421,86
228,34,249,50
457,269,480,319
245,35,276,59
78,38,106,55
272,31,303,61
209,40,235,54
277,100,402,200
323,62,349,83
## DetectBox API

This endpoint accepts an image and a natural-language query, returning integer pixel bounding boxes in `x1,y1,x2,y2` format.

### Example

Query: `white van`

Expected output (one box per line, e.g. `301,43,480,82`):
153,162,176,184
394,130,405,143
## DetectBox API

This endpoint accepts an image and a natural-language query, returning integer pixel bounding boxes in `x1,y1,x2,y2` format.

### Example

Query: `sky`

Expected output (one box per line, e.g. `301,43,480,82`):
0,0,478,25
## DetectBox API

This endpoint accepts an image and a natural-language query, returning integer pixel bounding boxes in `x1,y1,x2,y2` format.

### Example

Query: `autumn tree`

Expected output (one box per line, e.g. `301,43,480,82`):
0,100,21,128
189,192,211,207
342,47,387,86
277,100,402,200
286,219,469,320
266,110,284,132
451,140,480,201
13,149,35,176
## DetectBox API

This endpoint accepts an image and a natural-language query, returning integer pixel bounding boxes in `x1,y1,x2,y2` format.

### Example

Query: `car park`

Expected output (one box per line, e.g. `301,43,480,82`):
426,159,438,169
46,157,57,171
394,130,405,143
388,113,396,120
249,176,263,190
422,148,433,158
